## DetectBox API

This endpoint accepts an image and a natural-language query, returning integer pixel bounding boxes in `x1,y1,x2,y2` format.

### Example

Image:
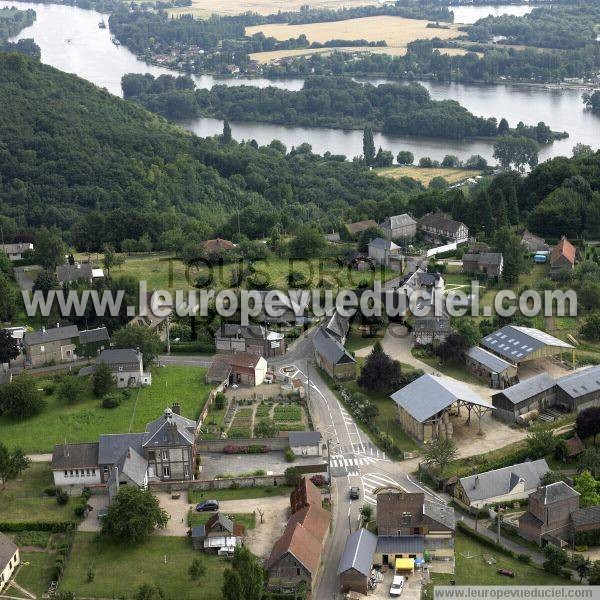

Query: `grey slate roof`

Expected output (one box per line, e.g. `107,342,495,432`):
368,237,400,251
375,535,425,554
79,327,110,345
289,431,322,447
325,310,350,341
337,528,378,576
98,433,146,465
555,365,600,399
97,348,141,365
530,481,579,505
383,214,417,230
191,525,206,539
424,499,456,531
466,346,514,374
24,325,79,346
217,324,267,340
390,374,491,423
114,447,148,487
495,373,556,405
51,442,99,471
482,325,573,363
0,531,18,571
56,262,94,283
419,213,466,235
458,459,549,503
314,327,355,366
144,409,195,447
572,505,600,528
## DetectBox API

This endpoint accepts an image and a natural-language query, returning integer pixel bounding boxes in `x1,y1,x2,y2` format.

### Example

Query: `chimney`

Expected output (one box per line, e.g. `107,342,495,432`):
474,476,479,488
127,448,131,459
171,403,181,415
164,407,173,420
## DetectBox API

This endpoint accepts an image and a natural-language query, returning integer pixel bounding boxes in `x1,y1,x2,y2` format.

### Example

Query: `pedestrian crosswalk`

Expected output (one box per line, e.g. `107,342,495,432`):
328,443,390,477
361,472,405,505
336,444,388,460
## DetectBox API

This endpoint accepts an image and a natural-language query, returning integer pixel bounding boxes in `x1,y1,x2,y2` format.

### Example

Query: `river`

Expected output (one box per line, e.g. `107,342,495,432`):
3,1,598,164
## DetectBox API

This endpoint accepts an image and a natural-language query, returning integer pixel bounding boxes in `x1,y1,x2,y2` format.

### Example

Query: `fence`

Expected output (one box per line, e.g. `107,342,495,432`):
149,474,289,492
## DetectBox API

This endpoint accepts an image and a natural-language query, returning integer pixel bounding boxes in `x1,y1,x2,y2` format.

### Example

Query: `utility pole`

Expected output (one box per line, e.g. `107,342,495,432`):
326,438,331,483
496,512,502,544
166,314,171,355
306,361,312,405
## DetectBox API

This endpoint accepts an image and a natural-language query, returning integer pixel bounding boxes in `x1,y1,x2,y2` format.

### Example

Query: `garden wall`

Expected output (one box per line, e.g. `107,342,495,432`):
196,435,290,452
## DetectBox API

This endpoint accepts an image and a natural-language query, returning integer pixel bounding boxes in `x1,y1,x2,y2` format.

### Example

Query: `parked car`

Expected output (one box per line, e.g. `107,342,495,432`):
350,486,360,500
196,500,219,512
390,575,404,596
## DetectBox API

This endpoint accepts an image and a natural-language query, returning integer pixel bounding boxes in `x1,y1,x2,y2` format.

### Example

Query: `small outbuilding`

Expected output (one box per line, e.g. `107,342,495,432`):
465,346,518,389
289,431,322,457
313,327,356,380
338,528,378,595
492,373,557,423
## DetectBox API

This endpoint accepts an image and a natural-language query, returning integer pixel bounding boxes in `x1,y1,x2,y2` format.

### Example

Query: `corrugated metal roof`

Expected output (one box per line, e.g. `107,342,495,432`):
390,374,492,423
466,346,514,374
482,325,573,363
494,373,556,405
337,528,378,576
375,535,425,554
556,365,600,399
459,459,549,503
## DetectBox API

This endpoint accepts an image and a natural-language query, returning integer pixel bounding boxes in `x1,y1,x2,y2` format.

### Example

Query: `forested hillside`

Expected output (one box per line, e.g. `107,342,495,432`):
0,52,419,250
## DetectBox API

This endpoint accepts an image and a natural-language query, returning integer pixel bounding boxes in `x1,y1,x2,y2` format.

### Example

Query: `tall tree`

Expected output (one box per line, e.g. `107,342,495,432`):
0,373,46,419
112,326,162,366
576,406,600,444
0,274,16,322
222,120,232,144
0,443,30,489
0,329,19,366
363,126,375,166
222,547,263,600
34,226,65,270
423,437,457,474
92,361,115,397
358,344,403,393
102,243,125,277
573,470,600,507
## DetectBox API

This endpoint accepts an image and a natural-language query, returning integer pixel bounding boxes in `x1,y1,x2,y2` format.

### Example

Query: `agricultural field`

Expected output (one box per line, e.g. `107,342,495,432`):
246,16,462,47
59,533,226,599
0,367,211,452
377,166,482,186
168,0,378,17
249,45,479,64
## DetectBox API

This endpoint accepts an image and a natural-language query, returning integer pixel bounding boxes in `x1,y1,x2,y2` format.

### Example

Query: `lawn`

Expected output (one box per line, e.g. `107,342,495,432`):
188,485,294,503
344,325,384,353
0,367,212,452
377,166,481,186
59,533,226,600
15,548,57,598
411,348,484,386
188,511,256,530
245,16,461,47
0,462,77,523
428,530,572,588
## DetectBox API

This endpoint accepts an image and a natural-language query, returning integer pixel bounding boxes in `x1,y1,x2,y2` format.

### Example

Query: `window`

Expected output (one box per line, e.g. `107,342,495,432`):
161,450,168,460
40,345,45,352
103,466,109,478
184,464,189,478
163,466,170,478
64,470,68,477
92,469,96,475
69,470,74,477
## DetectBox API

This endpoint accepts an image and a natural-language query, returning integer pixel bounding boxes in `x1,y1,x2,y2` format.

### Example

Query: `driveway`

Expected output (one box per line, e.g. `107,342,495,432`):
370,569,423,600
78,494,109,532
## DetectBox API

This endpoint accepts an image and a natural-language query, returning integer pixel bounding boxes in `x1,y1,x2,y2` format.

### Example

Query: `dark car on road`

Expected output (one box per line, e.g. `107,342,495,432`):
196,500,219,512
350,487,360,500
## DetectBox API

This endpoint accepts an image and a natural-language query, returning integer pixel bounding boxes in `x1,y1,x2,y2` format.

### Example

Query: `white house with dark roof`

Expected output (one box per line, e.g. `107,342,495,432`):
367,237,403,270
0,533,19,592
56,262,104,285
454,458,549,510
0,242,33,261
51,442,101,490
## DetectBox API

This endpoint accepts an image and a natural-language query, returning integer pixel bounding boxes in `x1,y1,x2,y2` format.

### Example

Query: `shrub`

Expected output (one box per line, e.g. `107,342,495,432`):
56,489,69,505
45,486,57,496
44,384,55,395
311,475,327,487
285,447,296,462
214,392,226,410
101,394,121,409
518,553,532,564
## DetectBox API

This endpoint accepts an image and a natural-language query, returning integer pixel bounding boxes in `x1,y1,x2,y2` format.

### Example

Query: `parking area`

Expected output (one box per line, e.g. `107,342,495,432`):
198,450,325,478
369,569,423,600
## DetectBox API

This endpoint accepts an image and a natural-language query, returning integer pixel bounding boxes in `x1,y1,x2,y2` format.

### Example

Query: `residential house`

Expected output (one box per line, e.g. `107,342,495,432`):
289,432,322,457
82,348,151,388
0,242,33,261
23,324,80,368
0,533,19,593
56,262,104,285
518,482,583,546
324,309,350,344
418,213,469,244
550,237,576,279
380,214,417,240
202,238,235,254
206,352,268,386
52,406,197,490
465,346,518,389
376,491,455,563
290,477,323,514
255,290,310,326
127,292,172,341
313,327,356,380
521,230,550,253
453,459,549,510
267,480,331,593
368,237,404,271
214,324,285,357
50,443,101,491
412,312,452,346
77,326,110,356
462,252,504,279
345,220,378,237
191,512,244,554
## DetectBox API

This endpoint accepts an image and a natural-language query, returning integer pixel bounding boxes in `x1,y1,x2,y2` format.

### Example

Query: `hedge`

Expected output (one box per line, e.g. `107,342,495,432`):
0,521,77,532
456,521,516,558
170,339,215,354
575,529,600,546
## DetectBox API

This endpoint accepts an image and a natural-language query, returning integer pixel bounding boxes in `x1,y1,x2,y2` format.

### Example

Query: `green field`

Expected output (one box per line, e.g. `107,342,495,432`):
376,166,481,186
429,530,572,588
0,462,77,523
188,485,294,503
0,367,211,452
59,533,226,599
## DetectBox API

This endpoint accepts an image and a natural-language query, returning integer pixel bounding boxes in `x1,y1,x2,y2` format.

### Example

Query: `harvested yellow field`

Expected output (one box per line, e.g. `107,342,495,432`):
246,16,461,46
376,166,482,186
250,45,479,64
169,0,377,17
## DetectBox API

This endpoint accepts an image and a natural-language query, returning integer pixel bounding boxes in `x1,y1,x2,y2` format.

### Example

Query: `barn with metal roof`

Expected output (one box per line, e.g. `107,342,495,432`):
481,325,573,365
390,374,493,442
